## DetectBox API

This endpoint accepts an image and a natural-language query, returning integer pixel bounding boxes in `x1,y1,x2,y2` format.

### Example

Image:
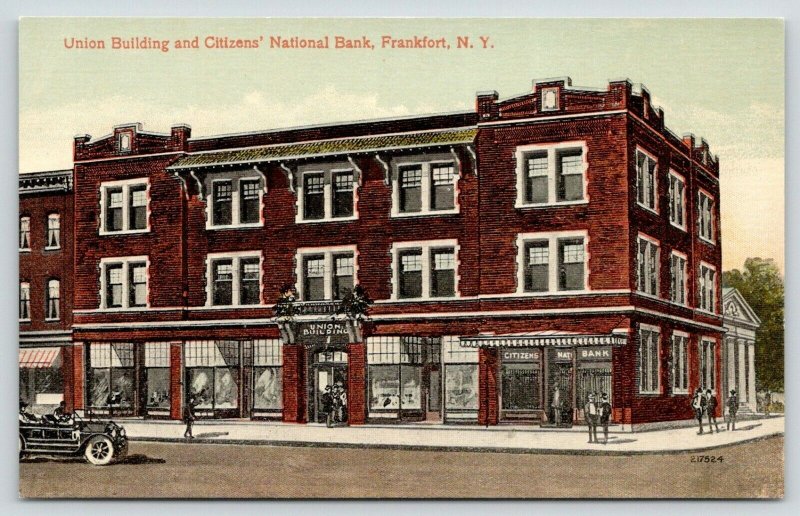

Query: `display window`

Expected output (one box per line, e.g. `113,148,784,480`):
185,340,240,415
252,339,282,413
442,337,479,420
87,342,136,415
145,342,170,412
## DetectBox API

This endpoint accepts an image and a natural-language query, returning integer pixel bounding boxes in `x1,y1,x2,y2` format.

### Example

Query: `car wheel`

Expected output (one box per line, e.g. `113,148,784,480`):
84,435,115,466
18,435,24,459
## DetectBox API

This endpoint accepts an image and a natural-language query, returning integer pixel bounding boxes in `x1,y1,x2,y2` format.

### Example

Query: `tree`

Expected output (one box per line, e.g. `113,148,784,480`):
723,258,784,391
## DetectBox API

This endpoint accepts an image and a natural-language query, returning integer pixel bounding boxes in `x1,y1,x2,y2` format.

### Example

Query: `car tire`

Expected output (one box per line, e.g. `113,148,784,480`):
84,435,115,466
18,435,24,459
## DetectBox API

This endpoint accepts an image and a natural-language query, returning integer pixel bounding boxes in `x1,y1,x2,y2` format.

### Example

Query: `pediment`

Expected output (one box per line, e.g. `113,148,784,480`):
722,289,761,326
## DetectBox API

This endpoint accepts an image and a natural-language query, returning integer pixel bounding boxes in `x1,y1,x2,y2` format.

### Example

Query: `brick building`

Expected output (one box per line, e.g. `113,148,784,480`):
31,77,724,429
19,170,74,412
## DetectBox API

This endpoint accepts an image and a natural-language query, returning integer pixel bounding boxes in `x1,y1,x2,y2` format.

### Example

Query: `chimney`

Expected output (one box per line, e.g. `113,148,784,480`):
476,90,499,120
608,79,631,109
171,123,192,151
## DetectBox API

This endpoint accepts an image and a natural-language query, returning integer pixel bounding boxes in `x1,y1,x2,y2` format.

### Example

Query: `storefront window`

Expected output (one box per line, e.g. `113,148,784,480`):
185,340,240,411
252,339,282,410
443,337,479,414
19,358,63,408
369,365,400,410
145,342,170,410
88,342,135,413
367,336,432,417
501,363,540,410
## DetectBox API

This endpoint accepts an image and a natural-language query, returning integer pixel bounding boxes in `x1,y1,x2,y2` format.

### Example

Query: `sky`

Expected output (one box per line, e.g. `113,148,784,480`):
18,18,784,273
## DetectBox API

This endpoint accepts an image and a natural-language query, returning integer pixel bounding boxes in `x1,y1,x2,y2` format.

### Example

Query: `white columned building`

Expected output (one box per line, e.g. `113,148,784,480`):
722,288,760,413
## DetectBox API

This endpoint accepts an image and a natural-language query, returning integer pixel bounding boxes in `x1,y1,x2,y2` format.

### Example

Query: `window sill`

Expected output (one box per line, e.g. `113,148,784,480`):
295,215,359,224
387,296,461,303
19,248,30,253
44,318,60,322
96,306,152,312
203,304,266,309
672,390,689,396
696,308,719,317
637,391,662,396
636,202,659,216
669,221,687,232
635,290,662,301
513,289,592,296
514,200,588,209
699,236,716,246
19,319,31,323
205,223,264,231
44,246,61,251
390,209,459,219
99,228,151,236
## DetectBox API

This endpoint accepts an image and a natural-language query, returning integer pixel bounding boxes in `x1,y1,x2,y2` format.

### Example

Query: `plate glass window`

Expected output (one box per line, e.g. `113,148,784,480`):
145,343,170,411
558,238,585,291
19,216,30,250
332,172,354,218
399,249,423,298
303,174,325,220
399,166,423,213
46,214,61,248
46,279,60,320
212,181,233,226
19,282,30,320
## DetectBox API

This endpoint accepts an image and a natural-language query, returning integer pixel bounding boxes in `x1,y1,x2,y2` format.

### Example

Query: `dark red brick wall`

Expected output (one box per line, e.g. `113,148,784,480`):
170,343,183,420
282,345,306,423
478,348,499,425
72,343,84,411
347,342,366,425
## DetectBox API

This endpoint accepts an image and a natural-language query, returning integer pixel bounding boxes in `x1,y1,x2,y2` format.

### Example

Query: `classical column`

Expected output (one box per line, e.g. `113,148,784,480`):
169,342,183,420
747,340,757,411
738,339,747,407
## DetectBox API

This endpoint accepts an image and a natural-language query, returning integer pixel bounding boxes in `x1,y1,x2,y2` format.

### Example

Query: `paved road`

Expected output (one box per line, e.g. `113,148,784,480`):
20,436,783,498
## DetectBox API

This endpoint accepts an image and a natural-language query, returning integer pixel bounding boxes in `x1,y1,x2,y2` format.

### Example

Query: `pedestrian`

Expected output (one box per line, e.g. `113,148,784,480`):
337,382,348,424
321,385,334,427
599,392,612,444
183,395,196,439
705,389,719,433
691,388,706,434
764,390,772,417
551,384,562,426
584,392,599,443
726,389,738,431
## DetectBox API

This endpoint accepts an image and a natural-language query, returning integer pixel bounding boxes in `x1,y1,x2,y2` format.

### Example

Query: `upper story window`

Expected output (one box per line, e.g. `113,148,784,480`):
19,216,30,251
638,324,661,395
46,279,60,320
19,282,30,321
296,163,358,223
516,231,587,294
100,179,150,235
637,234,659,297
636,148,658,212
698,190,715,243
46,213,61,249
669,251,688,306
207,174,264,229
391,240,459,300
515,142,587,208
206,252,262,306
391,154,459,217
100,256,149,309
698,262,717,313
295,246,357,301
668,171,686,230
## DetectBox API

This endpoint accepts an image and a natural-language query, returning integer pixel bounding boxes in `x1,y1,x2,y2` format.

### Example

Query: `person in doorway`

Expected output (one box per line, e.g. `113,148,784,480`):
705,389,720,433
726,389,738,431
551,384,562,426
336,382,348,424
599,392,612,444
183,395,197,439
584,392,599,444
691,388,706,434
321,385,334,428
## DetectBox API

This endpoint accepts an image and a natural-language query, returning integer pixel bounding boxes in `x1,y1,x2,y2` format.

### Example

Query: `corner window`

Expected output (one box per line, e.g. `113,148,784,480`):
207,175,264,229
671,333,689,394
392,241,459,300
46,279,60,320
19,216,30,251
637,235,660,297
391,157,459,217
46,213,61,249
100,257,149,309
207,252,262,307
668,171,686,230
296,246,358,301
100,179,150,235
698,190,715,243
636,149,658,212
699,263,717,313
516,143,587,207
670,252,687,306
638,325,660,394
516,232,588,294
296,165,358,223
19,282,30,321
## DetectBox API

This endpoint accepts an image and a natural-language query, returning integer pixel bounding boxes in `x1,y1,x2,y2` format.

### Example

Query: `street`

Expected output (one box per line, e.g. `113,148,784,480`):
19,435,783,498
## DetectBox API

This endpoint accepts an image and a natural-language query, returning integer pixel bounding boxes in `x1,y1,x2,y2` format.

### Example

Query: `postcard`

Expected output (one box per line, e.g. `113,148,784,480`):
18,17,784,498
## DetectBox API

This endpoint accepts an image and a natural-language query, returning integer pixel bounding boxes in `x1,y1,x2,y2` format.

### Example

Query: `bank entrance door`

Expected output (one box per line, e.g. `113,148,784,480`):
547,362,574,427
310,350,348,424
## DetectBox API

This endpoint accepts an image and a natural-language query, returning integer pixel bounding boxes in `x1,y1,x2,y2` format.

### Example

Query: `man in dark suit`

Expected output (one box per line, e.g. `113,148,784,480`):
691,388,706,434
584,393,599,444
726,389,738,431
705,389,720,433
183,395,197,439
599,392,612,444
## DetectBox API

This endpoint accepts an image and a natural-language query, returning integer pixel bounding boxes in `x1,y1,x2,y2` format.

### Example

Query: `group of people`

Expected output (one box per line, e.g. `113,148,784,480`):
583,392,612,444
321,382,348,427
19,399,72,425
692,388,740,434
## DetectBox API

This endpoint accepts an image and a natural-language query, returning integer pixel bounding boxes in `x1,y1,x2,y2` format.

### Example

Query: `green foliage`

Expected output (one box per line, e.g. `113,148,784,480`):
723,258,784,391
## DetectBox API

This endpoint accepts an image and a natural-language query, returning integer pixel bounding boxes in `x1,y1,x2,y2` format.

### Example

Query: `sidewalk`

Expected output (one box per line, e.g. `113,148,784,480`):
120,415,785,454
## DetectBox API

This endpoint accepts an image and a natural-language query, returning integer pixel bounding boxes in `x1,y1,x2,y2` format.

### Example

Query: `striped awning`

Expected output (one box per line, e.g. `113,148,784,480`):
19,347,62,368
460,330,628,348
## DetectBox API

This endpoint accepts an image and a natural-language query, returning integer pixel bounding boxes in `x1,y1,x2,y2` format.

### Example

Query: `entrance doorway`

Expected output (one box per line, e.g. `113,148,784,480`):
576,366,612,420
548,362,573,427
309,350,348,424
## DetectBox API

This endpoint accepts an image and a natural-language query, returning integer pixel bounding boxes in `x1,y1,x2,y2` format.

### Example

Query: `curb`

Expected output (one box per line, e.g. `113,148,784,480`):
128,431,784,456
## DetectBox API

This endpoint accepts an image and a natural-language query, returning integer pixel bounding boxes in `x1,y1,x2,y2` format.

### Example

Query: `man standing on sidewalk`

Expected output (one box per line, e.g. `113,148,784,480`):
726,389,738,431
584,393,599,444
705,389,720,433
691,388,706,434
599,392,612,444
551,384,562,427
183,395,197,439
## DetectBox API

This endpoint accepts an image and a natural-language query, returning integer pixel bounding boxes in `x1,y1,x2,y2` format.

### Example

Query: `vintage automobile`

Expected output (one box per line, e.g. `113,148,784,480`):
19,413,128,465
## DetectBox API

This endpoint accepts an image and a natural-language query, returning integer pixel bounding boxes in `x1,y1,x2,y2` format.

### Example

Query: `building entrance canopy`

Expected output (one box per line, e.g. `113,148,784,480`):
459,330,628,348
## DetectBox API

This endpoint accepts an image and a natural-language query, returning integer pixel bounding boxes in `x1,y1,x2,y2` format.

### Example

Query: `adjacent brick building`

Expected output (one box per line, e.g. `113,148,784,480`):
25,77,726,429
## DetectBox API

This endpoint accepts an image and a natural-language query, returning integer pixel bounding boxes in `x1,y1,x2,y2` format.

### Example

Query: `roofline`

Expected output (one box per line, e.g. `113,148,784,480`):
18,169,73,177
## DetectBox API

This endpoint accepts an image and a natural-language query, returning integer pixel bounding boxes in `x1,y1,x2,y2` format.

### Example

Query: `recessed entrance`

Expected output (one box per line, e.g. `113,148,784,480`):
309,350,348,424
